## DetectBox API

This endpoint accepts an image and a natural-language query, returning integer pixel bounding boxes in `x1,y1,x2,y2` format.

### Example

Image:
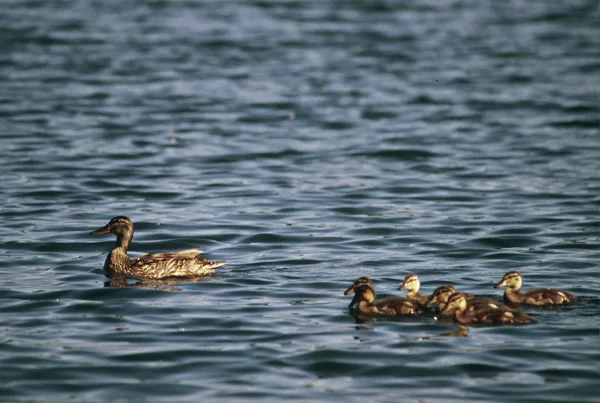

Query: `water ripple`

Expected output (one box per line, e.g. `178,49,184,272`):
1,0,598,402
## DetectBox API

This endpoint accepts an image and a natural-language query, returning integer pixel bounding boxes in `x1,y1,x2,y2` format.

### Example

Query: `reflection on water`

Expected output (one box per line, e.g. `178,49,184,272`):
448,325,469,337
104,275,219,290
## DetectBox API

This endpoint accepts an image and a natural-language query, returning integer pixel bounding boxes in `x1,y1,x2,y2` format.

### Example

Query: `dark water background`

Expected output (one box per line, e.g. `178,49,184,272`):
1,1,599,402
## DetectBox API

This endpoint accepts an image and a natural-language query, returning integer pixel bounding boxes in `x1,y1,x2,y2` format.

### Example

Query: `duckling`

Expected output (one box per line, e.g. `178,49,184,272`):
397,274,429,305
344,277,422,316
426,285,511,313
440,292,535,325
495,270,576,306
344,277,373,308
440,296,517,316
425,285,474,312
91,216,226,279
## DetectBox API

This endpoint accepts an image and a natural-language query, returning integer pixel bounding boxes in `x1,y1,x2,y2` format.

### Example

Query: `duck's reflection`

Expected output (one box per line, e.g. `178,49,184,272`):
349,307,470,337
104,275,218,290
351,311,469,337
447,324,469,337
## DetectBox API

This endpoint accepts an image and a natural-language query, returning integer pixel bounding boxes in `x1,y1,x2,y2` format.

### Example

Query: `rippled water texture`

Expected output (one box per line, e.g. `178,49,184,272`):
1,1,599,402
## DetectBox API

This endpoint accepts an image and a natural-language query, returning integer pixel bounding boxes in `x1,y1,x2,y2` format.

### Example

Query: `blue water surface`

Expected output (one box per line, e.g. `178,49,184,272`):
1,1,599,402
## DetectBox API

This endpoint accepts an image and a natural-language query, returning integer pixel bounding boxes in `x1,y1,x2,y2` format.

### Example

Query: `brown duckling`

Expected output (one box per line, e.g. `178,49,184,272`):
440,296,517,317
425,285,474,312
426,285,512,313
91,216,226,279
440,292,535,325
344,277,422,316
397,274,429,305
344,276,374,308
495,270,576,306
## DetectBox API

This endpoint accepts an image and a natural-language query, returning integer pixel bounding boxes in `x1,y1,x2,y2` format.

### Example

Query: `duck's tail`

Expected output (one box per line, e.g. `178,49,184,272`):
198,259,227,273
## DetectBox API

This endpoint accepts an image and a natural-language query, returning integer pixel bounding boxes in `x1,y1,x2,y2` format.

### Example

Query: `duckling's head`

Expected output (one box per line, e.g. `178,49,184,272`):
344,277,373,295
398,273,420,293
494,270,523,291
91,216,134,245
426,284,456,307
353,283,376,304
439,292,468,315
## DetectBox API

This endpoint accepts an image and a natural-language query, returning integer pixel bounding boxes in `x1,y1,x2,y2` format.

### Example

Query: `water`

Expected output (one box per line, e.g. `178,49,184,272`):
1,0,599,401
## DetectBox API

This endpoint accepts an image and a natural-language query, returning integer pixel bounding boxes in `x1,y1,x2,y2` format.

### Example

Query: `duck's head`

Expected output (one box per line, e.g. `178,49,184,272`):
426,284,456,307
494,270,522,291
353,283,376,304
398,273,420,293
344,277,373,296
439,292,467,316
91,216,134,243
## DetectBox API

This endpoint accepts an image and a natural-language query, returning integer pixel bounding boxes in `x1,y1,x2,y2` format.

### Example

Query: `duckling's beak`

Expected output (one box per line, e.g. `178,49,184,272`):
398,282,406,291
90,224,111,235
494,279,507,288
343,285,355,295
347,293,359,308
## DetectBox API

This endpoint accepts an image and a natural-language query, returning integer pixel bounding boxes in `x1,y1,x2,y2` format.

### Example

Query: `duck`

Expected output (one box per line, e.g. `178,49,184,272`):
397,274,429,305
344,277,422,316
91,216,226,279
494,270,576,306
344,277,374,308
426,285,512,313
425,285,473,312
440,292,535,325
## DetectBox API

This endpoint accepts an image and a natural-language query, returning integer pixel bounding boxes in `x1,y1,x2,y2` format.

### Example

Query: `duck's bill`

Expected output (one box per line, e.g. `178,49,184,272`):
494,280,507,289
90,225,111,235
397,283,406,290
343,286,355,295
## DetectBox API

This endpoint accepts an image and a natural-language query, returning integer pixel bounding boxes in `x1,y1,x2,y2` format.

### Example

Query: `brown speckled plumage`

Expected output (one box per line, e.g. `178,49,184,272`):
91,216,226,279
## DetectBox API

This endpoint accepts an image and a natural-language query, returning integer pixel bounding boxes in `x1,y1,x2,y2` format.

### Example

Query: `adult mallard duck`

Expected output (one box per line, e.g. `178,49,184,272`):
440,292,535,325
91,216,226,279
344,277,422,316
495,270,576,306
397,273,429,305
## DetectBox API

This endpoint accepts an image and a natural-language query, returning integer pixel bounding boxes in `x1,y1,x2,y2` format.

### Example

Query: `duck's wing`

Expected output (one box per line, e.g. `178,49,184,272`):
134,248,204,263
466,297,515,312
154,248,203,259
466,307,535,325
376,296,421,316
524,288,576,305
487,309,536,324
130,249,225,279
